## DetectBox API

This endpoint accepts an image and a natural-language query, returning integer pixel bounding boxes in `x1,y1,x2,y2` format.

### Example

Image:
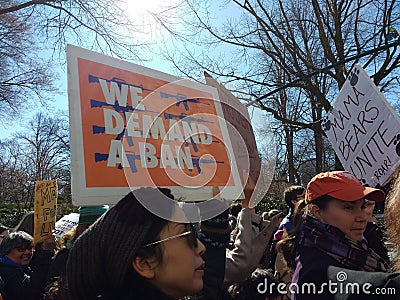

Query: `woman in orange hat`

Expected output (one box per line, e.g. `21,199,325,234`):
277,171,394,299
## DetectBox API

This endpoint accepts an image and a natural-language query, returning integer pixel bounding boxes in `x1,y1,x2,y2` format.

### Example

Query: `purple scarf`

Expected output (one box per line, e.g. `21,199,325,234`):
300,214,389,272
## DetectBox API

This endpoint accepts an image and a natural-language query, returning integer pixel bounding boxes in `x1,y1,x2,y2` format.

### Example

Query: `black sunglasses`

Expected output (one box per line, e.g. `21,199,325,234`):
187,223,199,248
142,223,199,248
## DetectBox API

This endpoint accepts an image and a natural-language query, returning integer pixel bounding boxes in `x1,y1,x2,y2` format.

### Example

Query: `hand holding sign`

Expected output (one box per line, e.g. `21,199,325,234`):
40,232,57,251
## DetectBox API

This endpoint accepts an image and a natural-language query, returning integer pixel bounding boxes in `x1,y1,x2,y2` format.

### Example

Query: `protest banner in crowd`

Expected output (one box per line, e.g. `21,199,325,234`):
67,45,242,205
322,64,400,187
33,180,57,244
54,213,79,239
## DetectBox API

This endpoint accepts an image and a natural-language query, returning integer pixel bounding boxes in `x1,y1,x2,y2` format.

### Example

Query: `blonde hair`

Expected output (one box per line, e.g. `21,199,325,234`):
385,172,400,271
58,226,77,249
58,224,90,250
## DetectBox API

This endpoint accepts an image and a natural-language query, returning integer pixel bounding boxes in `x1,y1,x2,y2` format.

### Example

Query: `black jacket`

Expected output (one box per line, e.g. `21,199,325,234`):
0,250,53,300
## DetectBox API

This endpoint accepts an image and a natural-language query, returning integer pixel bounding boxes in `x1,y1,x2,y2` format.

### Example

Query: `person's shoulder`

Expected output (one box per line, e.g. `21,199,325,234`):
53,248,70,259
326,266,400,299
292,252,335,300
297,246,342,282
278,216,292,230
279,215,290,225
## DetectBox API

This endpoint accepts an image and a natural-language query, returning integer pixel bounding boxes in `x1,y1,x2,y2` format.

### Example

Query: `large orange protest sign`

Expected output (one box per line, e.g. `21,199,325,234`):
33,180,57,244
67,45,242,205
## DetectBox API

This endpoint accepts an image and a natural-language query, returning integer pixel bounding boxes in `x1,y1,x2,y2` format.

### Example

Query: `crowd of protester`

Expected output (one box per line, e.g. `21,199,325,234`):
0,170,399,299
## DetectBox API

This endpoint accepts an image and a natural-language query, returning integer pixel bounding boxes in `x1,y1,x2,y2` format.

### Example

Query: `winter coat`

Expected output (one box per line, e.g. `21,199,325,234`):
224,208,276,287
0,249,53,300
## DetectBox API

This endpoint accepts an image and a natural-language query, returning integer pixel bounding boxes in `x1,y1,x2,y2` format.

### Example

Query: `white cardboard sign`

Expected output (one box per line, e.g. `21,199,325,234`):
54,213,79,239
322,64,400,187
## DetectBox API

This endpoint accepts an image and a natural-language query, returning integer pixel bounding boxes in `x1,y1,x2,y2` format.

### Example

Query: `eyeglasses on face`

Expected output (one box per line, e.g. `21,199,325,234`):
16,246,34,252
142,223,199,248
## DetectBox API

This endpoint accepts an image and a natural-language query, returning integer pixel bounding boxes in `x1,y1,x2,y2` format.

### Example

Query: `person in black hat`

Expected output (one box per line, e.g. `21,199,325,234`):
65,188,206,300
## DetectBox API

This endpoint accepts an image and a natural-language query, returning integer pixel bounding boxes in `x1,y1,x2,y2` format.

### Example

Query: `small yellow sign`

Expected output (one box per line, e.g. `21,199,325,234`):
33,180,57,244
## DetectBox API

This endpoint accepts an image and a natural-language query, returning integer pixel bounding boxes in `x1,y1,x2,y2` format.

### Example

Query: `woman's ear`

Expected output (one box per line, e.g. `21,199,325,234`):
132,256,157,279
309,204,323,220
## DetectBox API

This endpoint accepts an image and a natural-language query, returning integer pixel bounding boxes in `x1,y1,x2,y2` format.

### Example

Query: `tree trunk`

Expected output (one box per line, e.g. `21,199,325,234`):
285,126,295,183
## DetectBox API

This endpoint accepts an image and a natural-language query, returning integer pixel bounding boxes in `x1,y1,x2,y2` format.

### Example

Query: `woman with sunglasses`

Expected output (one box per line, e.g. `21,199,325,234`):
0,231,55,300
65,188,208,299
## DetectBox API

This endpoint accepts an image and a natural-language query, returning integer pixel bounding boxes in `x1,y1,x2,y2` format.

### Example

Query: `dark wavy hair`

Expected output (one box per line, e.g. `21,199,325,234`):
0,231,34,255
283,185,305,209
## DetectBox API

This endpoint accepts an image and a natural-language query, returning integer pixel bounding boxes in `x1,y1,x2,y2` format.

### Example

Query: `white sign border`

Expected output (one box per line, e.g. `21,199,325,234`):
67,44,243,205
